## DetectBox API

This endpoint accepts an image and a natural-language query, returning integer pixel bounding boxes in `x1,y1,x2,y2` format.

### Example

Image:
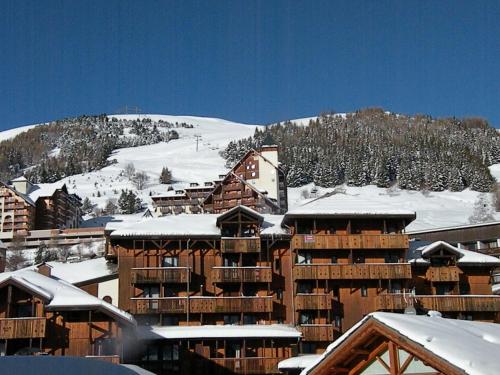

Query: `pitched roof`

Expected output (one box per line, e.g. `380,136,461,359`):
302,312,500,375
0,269,135,326
216,205,264,226
410,241,500,266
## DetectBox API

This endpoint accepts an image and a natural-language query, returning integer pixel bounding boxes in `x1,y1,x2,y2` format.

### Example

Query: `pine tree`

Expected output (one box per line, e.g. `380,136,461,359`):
159,166,172,184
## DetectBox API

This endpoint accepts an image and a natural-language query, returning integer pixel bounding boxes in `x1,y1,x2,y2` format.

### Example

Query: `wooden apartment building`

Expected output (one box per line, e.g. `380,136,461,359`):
152,146,288,216
0,176,82,239
106,197,500,374
0,267,135,362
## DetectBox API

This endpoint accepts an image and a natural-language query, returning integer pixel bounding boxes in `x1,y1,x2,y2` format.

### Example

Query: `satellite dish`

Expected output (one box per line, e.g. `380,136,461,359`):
404,306,417,315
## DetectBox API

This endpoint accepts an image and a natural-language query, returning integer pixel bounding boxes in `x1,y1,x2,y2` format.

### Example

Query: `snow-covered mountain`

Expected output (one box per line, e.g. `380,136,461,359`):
0,113,498,231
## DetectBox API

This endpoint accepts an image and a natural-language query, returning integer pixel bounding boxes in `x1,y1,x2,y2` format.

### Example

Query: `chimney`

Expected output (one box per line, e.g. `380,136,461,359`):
11,176,33,195
38,263,52,277
260,145,279,166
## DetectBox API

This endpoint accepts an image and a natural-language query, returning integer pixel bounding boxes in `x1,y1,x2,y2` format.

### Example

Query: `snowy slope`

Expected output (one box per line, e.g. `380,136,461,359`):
0,123,42,141
288,184,500,231
43,114,262,210
1,113,498,231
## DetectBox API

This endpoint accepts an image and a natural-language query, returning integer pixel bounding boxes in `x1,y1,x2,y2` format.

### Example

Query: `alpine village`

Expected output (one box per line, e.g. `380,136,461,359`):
0,116,499,375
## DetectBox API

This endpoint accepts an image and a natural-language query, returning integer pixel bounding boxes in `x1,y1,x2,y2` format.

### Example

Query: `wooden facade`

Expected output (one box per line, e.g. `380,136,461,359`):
0,183,36,238
108,206,500,374
0,275,133,360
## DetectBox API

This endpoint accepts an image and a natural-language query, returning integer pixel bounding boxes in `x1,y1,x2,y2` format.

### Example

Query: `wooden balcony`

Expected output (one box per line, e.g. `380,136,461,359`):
211,357,283,374
293,263,412,280
221,237,261,253
85,355,120,364
292,234,408,250
189,296,273,313
376,294,500,312
425,266,460,282
298,324,339,342
295,293,333,310
212,267,272,283
0,317,46,339
130,297,187,314
131,267,191,284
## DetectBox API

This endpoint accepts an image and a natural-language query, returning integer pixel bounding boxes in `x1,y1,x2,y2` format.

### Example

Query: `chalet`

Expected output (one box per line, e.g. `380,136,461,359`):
0,268,135,362
152,146,287,216
204,146,287,214
298,312,500,375
0,176,82,239
105,197,500,374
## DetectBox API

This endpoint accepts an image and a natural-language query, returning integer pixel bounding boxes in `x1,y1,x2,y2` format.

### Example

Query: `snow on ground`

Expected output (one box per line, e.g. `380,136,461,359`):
0,123,42,141
2,113,498,231
288,183,500,231
54,114,262,210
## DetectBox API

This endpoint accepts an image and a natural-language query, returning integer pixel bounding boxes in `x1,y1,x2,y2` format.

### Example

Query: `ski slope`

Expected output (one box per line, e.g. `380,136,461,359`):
0,113,498,231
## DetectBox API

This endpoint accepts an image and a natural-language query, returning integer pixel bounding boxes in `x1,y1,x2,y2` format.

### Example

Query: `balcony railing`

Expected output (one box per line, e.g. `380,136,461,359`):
221,237,261,253
293,263,412,280
295,293,333,310
131,267,191,284
131,296,273,314
292,234,408,250
376,294,500,312
130,297,188,314
0,317,46,339
425,266,460,282
211,357,283,374
298,324,339,342
212,267,272,283
189,296,273,313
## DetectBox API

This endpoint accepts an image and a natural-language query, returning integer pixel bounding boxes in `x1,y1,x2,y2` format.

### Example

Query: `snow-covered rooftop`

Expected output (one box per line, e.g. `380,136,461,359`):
138,324,301,340
111,214,220,237
302,312,500,375
27,181,66,202
0,269,134,325
36,257,117,285
278,355,321,370
407,220,500,234
411,241,500,265
285,193,416,220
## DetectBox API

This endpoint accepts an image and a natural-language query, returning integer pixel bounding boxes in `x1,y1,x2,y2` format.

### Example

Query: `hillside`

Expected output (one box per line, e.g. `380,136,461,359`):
223,109,499,192
0,112,498,231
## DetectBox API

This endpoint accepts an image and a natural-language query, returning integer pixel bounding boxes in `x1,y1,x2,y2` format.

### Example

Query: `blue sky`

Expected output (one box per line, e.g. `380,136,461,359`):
1,0,499,129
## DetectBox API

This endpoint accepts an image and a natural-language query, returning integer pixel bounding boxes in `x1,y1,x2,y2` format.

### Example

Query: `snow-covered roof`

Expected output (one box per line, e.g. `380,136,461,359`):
36,257,117,285
27,181,69,202
412,241,500,265
216,205,264,226
284,193,416,222
109,210,287,238
261,214,290,236
407,220,500,234
301,312,500,375
0,180,36,206
111,214,220,238
11,176,28,182
137,324,301,340
0,269,134,326
151,190,185,199
278,355,321,370
98,213,148,231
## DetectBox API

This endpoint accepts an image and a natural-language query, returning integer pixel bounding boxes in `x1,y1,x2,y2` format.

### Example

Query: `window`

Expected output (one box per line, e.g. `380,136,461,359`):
354,255,365,264
384,254,399,263
16,303,32,318
297,282,313,294
301,342,316,354
162,315,179,326
162,256,179,267
361,285,368,297
274,258,281,272
224,315,240,325
276,288,283,300
389,281,401,294
331,256,338,264
334,315,342,328
297,252,312,265
299,312,313,324
243,315,256,324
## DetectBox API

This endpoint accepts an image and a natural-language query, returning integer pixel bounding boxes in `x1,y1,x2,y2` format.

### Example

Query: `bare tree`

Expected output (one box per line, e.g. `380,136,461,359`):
123,162,136,179
132,171,150,190
6,252,28,271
